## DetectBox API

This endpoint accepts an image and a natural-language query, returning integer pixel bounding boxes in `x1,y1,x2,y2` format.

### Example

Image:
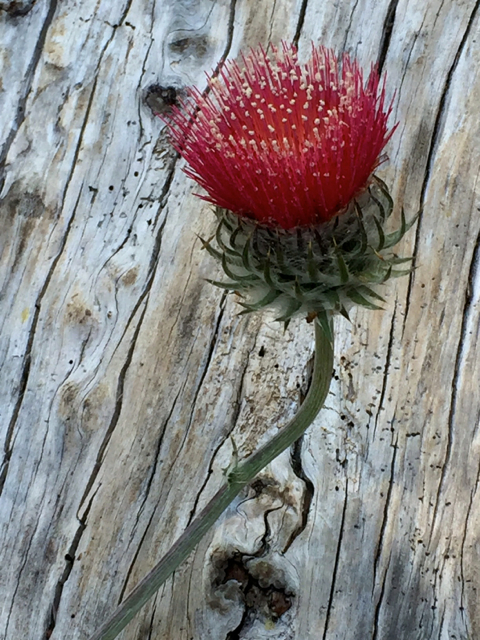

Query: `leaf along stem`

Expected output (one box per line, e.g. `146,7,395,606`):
87,317,334,640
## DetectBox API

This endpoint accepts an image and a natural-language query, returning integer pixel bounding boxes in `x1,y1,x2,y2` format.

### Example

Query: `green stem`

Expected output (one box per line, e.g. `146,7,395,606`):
88,317,334,640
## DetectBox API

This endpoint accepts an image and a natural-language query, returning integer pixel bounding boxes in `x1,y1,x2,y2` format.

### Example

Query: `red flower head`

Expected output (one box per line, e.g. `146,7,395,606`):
165,43,395,230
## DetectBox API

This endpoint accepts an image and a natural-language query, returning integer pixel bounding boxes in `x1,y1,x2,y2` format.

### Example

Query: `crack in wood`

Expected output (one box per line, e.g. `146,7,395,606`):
377,0,399,74
322,479,348,640
125,388,183,542
186,309,252,527
267,0,278,45
116,293,235,603
0,188,81,498
148,157,178,266
282,434,314,554
63,295,155,611
100,0,134,32
180,294,228,443
430,228,480,536
403,0,480,329
1,0,150,506
78,300,149,513
90,157,178,409
292,0,309,49
45,487,99,638
212,0,238,74
277,350,315,554
459,489,475,622
117,500,160,607
371,550,391,640
373,434,398,588
373,301,397,439
59,85,101,217
146,597,158,640
4,505,41,636
0,0,58,190
0,52,115,491
341,0,361,54
115,0,134,29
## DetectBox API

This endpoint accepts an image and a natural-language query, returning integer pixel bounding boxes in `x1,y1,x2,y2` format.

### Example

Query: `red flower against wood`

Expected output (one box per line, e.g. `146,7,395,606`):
165,43,395,230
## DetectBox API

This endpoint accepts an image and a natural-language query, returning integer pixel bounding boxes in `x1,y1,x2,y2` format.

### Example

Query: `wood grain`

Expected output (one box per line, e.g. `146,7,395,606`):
1,0,479,638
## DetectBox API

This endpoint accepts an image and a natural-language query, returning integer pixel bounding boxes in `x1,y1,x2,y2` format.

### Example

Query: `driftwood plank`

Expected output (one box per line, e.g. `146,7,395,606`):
1,0,479,639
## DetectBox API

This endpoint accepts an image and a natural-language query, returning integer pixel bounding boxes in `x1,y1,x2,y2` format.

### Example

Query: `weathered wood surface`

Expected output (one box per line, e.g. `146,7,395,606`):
1,0,480,638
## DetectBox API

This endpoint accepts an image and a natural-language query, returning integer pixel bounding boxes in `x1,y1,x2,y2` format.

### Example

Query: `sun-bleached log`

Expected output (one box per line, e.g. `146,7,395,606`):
1,1,480,638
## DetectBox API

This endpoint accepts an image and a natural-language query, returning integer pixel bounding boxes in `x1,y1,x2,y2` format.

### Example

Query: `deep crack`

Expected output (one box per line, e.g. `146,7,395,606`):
403,0,480,328
377,0,399,74
45,487,99,638
282,435,314,553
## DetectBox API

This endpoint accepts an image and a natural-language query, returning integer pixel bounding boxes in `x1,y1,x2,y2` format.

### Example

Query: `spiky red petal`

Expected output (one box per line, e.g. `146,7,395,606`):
165,43,395,230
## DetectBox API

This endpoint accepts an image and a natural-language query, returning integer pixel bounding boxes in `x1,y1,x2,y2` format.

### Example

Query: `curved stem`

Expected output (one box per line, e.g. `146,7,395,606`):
87,318,334,640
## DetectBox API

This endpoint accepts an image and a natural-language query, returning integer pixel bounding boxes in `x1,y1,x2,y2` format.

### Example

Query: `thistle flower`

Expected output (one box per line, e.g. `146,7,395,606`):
163,43,415,327
87,46,418,640
167,43,394,229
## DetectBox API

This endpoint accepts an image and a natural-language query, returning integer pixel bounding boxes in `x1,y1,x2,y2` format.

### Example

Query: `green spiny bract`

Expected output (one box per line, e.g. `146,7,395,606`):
201,175,417,329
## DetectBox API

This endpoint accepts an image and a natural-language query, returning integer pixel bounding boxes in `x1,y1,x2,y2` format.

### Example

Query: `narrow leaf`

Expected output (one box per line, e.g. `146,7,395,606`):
372,215,385,251
275,298,302,322
371,174,394,218
389,255,414,264
241,235,253,271
390,268,414,278
206,279,240,290
307,241,318,280
215,220,238,256
368,187,387,222
338,306,351,322
383,209,419,249
347,289,384,310
240,288,281,311
356,284,385,302
335,250,349,284
353,202,368,253
221,253,257,282
263,254,276,289
198,236,223,261
229,225,243,250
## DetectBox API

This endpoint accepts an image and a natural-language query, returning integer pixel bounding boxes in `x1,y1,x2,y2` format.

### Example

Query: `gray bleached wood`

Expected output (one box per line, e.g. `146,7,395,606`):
0,0,479,639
